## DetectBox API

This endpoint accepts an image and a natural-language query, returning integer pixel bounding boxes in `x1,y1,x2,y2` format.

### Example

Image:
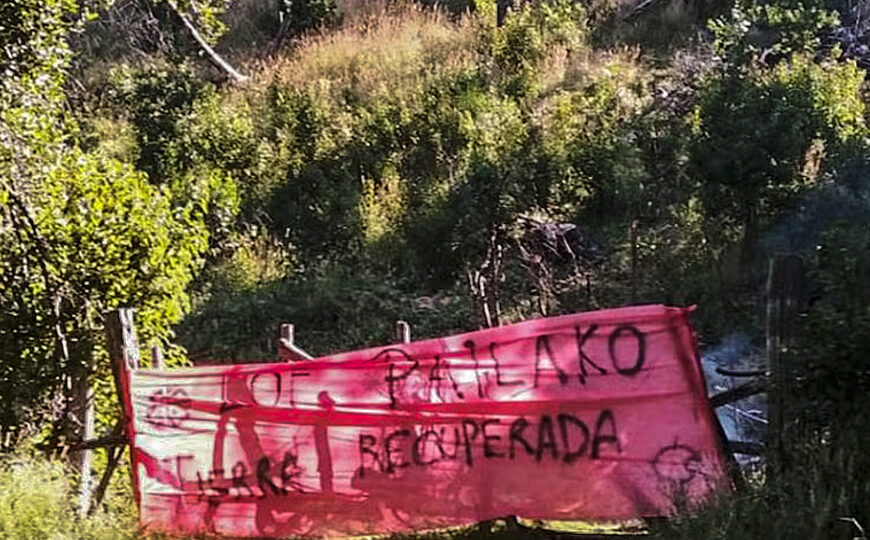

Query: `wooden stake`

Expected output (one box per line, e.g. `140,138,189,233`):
104,309,140,509
278,323,314,361
396,321,411,345
281,323,295,346
88,421,125,515
151,345,164,370
77,361,95,517
106,309,140,374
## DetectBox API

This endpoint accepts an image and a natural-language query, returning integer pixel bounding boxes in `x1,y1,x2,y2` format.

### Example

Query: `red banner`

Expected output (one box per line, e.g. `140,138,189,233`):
124,305,727,537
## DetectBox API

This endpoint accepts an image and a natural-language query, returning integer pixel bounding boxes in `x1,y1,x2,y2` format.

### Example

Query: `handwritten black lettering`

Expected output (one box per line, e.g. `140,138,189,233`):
412,430,443,466
558,414,590,464
591,409,621,459
357,434,381,478
428,355,465,402
384,429,411,473
481,419,504,458
608,325,646,376
534,335,568,387
231,461,254,497
536,415,559,462
509,417,535,459
377,348,418,408
489,343,523,387
287,371,310,408
461,419,480,466
196,467,229,500
280,451,304,493
256,457,282,497
464,340,487,398
439,427,461,460
576,325,607,384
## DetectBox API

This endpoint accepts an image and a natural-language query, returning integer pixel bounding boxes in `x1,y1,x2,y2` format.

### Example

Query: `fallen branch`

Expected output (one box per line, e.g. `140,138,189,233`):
716,366,768,378
710,379,767,408
88,435,127,514
726,440,765,456
625,0,669,20
67,431,125,451
164,0,249,82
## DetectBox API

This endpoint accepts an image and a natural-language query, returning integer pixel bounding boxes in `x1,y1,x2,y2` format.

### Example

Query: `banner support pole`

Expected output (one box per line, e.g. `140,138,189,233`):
99,308,140,513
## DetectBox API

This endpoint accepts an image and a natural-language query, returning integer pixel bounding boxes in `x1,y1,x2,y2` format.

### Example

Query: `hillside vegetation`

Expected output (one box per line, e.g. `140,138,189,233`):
2,0,870,538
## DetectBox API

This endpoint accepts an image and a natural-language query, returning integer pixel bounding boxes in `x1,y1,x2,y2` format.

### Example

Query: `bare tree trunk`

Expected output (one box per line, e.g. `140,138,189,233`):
467,229,505,328
76,349,96,516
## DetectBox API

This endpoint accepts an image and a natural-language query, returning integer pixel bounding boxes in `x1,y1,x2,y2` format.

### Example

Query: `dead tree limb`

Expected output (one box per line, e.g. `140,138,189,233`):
164,0,249,82
67,432,126,451
710,379,767,408
716,366,768,378
727,440,765,456
88,435,127,515
625,0,669,20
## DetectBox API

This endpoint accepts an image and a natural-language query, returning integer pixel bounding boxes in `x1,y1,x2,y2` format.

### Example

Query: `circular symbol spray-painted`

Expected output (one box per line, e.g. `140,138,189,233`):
652,440,703,487
145,388,191,430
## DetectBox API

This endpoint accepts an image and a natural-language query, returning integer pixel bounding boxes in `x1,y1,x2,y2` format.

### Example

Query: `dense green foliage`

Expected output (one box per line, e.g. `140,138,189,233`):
0,0,210,446
690,54,865,260
0,453,138,540
3,0,870,538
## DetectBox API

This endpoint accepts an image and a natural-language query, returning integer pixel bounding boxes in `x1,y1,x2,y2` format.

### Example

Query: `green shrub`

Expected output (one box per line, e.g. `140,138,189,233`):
690,54,866,260
794,221,870,436
110,64,210,184
0,454,137,540
710,0,839,65
492,0,587,99
179,265,475,360
540,51,651,222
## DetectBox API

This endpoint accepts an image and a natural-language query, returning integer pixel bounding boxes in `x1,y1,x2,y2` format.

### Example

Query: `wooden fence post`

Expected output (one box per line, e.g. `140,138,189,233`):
396,321,411,345
77,349,96,516
106,309,140,374
93,309,140,514
766,254,806,473
278,323,314,361
281,323,295,347
151,345,164,370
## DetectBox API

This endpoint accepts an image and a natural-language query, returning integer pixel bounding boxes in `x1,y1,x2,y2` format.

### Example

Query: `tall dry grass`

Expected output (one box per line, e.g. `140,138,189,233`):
0,455,138,540
245,3,481,102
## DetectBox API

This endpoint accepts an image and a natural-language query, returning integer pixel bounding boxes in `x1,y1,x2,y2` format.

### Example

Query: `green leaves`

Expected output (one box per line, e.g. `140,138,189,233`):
0,1,215,442
710,0,839,66
492,0,587,99
0,146,209,438
35,151,207,326
690,53,865,253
